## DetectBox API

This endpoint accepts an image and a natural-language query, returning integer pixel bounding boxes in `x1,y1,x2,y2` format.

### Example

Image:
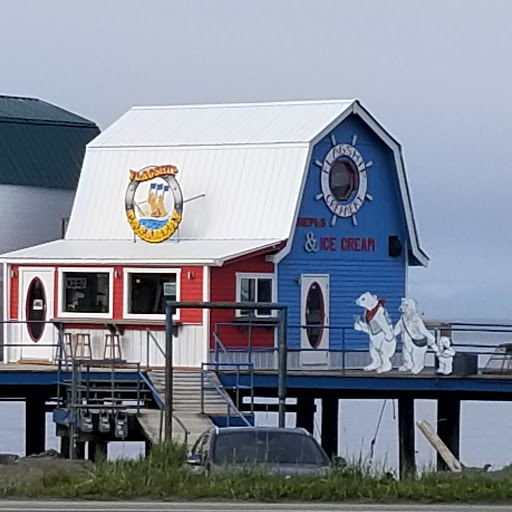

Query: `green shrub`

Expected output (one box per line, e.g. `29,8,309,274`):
4,442,512,502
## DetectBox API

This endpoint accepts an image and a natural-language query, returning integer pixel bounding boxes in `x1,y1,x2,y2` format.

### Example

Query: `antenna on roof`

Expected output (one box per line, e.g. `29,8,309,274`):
183,193,206,204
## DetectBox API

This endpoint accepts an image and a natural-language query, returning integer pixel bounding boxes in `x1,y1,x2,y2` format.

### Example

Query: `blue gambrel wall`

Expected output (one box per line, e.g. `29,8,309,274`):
278,114,408,350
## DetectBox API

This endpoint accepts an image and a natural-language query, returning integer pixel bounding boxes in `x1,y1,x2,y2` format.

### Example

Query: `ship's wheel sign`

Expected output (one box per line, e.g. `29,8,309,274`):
125,165,183,243
314,134,373,226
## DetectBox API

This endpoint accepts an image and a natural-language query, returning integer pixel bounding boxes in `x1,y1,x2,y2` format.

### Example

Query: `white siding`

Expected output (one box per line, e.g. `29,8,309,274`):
0,185,73,254
63,325,204,368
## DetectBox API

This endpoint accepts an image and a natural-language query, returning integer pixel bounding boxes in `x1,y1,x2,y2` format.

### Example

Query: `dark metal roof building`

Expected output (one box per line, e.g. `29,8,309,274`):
0,95,99,190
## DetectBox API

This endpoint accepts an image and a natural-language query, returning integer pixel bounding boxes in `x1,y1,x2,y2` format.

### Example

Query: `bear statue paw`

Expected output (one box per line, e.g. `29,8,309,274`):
376,363,392,373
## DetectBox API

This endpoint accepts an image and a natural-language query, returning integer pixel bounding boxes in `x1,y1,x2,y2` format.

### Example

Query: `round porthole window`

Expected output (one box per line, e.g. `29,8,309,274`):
26,278,46,342
305,282,325,349
329,157,358,201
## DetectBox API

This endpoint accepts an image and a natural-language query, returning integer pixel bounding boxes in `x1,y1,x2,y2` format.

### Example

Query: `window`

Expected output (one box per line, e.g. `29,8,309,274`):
211,430,329,466
305,281,325,348
329,157,357,201
63,272,110,314
236,274,275,317
126,272,179,316
26,277,47,341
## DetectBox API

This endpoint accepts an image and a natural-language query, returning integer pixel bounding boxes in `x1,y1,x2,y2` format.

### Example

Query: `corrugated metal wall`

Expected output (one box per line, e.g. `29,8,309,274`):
0,185,74,254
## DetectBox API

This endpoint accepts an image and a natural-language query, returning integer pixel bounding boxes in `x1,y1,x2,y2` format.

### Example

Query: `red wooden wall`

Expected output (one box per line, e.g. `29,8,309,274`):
9,264,204,325
210,254,275,348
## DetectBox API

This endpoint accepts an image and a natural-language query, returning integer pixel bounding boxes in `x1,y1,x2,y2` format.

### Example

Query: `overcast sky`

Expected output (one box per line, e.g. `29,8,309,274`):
2,0,511,320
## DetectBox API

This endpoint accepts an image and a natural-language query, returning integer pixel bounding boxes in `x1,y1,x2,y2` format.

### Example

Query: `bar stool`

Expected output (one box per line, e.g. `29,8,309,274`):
75,333,93,359
63,333,75,360
104,333,122,360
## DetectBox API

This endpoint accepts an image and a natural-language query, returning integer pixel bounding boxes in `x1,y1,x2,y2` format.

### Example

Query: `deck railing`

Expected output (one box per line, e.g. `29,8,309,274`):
4,318,512,377
201,362,253,427
211,321,512,376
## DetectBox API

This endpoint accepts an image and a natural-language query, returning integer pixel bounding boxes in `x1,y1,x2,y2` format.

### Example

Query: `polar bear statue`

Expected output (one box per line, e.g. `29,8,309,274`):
393,298,439,375
354,292,397,373
437,336,455,375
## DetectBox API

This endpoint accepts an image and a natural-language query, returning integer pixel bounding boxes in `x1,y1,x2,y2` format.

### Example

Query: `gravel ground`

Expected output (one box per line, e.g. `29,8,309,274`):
0,451,91,488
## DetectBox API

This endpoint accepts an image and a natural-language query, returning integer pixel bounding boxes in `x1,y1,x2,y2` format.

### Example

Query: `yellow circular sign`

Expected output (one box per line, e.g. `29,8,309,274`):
125,165,184,243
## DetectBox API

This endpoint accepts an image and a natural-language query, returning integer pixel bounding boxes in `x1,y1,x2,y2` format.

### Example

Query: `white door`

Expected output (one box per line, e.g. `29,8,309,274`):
300,275,330,367
19,269,55,361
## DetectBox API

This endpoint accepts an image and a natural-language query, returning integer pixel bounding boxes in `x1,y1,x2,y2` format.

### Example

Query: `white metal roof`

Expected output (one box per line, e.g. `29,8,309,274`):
66,144,310,242
3,99,427,265
66,101,357,246
90,100,355,148
0,238,282,265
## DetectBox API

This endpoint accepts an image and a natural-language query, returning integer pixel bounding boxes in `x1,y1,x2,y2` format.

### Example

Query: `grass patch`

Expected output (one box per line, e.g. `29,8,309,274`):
2,442,512,502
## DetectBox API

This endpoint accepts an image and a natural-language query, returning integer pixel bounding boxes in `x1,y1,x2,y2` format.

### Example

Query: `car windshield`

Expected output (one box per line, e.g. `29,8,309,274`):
211,430,329,466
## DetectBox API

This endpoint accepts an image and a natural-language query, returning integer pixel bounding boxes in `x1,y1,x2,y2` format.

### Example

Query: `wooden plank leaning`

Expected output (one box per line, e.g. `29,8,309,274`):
416,420,462,473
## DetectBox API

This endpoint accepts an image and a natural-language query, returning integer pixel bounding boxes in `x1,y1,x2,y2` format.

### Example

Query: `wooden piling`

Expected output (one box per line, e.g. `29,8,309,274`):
437,397,461,471
60,436,70,458
75,441,86,460
398,397,416,478
88,440,107,462
321,395,339,459
25,395,46,456
296,395,315,434
145,439,153,457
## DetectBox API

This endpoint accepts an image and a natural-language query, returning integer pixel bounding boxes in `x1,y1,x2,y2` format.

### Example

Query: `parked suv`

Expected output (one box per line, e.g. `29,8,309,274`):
186,426,331,476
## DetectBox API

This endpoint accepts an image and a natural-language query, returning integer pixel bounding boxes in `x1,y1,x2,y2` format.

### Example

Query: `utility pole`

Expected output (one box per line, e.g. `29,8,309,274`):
278,307,288,428
164,300,174,442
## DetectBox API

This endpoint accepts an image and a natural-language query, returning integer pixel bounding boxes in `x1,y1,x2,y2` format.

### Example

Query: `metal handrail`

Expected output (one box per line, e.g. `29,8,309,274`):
138,369,191,444
216,320,512,332
169,411,190,446
213,331,230,364
143,330,192,442
201,363,252,427
145,328,166,368
138,371,164,408
210,320,512,375
203,361,255,415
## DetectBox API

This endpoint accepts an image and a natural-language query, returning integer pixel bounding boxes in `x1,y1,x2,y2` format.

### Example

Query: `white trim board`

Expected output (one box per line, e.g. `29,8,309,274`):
122,267,181,321
57,267,114,320
235,272,278,319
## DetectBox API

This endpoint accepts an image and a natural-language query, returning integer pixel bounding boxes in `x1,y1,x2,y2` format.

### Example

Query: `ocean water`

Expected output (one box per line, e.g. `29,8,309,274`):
256,399,512,472
1,398,511,471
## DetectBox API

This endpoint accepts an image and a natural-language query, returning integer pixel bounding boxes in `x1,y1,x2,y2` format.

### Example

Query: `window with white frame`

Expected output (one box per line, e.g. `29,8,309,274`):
63,272,110,314
126,272,178,315
236,273,275,317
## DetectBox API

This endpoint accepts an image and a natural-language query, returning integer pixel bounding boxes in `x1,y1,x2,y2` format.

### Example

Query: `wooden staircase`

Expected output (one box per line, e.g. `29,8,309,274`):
138,369,240,447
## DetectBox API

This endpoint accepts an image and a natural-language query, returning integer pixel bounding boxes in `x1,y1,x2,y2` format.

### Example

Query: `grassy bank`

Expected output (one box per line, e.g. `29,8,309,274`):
2,443,512,502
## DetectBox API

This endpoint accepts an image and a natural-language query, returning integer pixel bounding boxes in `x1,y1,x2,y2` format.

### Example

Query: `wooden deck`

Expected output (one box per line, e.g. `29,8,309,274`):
218,367,512,399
